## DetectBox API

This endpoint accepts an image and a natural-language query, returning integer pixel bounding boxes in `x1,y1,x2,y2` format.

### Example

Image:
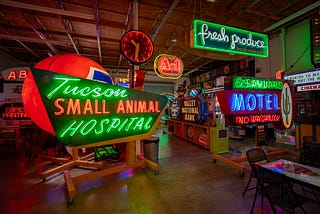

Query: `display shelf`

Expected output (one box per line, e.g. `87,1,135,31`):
167,120,209,149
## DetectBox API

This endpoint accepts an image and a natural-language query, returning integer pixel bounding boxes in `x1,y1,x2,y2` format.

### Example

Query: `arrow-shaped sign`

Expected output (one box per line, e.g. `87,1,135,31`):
31,67,167,147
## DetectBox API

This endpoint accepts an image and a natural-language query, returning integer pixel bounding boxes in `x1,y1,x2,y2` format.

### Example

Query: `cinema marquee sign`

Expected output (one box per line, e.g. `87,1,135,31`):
216,76,294,129
193,19,268,58
31,68,167,147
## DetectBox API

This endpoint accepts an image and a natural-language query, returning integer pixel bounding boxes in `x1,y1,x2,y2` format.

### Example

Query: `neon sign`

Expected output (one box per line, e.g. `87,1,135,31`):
154,54,183,79
235,114,280,125
232,92,280,112
233,76,283,90
30,68,167,147
193,19,268,58
1,67,30,82
218,90,281,115
0,103,29,120
216,76,294,129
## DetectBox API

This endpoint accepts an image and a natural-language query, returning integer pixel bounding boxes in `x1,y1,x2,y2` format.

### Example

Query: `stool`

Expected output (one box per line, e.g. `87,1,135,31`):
229,136,244,153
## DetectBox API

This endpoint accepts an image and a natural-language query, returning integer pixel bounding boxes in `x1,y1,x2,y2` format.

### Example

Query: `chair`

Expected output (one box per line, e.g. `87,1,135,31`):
242,148,269,196
299,141,320,203
24,129,51,162
299,142,320,168
0,130,17,157
250,164,307,214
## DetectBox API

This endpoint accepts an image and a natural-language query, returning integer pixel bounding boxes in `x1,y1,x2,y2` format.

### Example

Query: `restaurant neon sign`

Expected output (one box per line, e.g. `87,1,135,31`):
193,19,268,57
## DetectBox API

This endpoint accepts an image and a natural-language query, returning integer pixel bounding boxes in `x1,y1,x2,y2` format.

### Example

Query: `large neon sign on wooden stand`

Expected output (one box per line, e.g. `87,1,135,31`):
216,76,294,129
29,68,167,147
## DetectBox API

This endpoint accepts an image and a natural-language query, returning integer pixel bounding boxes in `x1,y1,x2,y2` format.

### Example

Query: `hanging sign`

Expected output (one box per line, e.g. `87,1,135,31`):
284,68,320,86
1,67,30,82
216,76,294,129
193,19,268,58
154,54,183,79
120,30,154,64
26,67,167,147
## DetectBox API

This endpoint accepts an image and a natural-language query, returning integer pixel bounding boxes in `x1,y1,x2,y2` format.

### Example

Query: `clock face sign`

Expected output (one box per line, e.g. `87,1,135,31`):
120,30,154,64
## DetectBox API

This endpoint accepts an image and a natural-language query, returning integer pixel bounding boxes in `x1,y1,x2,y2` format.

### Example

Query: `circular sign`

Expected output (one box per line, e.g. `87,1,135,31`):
22,54,112,134
154,54,184,79
120,30,153,64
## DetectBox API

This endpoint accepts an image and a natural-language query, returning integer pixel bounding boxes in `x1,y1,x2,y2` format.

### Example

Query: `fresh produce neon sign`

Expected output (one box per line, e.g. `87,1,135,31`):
193,19,268,57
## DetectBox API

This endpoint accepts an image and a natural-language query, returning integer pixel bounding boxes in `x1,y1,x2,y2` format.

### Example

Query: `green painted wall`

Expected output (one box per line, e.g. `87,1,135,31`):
285,19,314,73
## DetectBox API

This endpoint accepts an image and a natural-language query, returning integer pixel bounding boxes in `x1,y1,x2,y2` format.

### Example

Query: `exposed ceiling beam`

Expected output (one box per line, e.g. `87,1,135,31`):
94,0,102,64
0,0,94,20
150,0,180,41
0,34,69,46
15,8,58,54
264,1,320,32
56,0,80,55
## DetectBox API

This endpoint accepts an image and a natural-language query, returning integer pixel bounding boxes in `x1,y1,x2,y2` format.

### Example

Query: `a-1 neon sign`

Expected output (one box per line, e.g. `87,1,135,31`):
154,54,183,79
30,68,167,147
193,19,268,58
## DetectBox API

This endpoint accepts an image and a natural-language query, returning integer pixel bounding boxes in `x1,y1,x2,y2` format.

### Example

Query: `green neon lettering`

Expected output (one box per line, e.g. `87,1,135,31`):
47,77,80,99
106,118,121,133
80,87,91,96
91,87,102,97
144,117,153,129
233,77,283,90
60,120,83,137
95,118,110,134
104,88,127,98
125,117,138,131
80,119,97,135
134,117,144,131
46,77,128,100
117,118,128,132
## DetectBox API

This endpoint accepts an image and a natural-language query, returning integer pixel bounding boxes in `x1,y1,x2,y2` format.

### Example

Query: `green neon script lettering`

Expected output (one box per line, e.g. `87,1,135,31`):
46,77,128,99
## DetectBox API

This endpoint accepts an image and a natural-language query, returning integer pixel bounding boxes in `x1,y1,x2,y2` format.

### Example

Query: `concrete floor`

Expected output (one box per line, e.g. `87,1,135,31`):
1,128,319,214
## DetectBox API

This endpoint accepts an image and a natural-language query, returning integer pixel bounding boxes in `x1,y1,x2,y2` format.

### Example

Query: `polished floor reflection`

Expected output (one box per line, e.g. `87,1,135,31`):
0,128,319,214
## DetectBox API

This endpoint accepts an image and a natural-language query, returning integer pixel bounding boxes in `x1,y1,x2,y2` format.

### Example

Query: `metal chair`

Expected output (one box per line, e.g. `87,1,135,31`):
242,148,269,196
250,164,307,214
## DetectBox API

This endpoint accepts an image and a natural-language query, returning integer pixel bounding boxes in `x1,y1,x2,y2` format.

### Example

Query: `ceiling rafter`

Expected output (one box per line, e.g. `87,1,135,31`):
0,0,94,20
56,0,80,55
93,0,102,64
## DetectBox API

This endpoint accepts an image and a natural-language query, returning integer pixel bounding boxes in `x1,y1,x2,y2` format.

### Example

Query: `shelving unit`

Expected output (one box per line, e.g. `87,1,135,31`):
168,120,209,149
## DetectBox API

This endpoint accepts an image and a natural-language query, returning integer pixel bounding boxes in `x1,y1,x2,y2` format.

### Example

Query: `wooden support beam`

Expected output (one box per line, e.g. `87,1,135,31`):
40,161,77,180
63,170,76,203
137,155,158,170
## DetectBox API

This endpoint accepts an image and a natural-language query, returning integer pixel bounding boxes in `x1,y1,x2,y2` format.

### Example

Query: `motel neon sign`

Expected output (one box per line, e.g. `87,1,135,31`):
216,76,294,129
30,68,167,147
